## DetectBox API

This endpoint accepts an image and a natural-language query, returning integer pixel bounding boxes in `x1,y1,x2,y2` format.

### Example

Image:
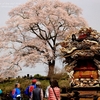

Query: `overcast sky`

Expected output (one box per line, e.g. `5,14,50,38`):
0,0,100,76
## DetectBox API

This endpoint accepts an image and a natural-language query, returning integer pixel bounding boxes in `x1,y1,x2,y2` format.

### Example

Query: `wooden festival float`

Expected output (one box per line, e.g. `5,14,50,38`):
60,27,100,99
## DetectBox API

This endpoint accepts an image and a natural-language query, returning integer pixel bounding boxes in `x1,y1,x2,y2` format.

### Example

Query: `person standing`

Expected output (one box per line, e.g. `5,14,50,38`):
48,79,60,100
11,83,21,100
32,81,43,100
45,79,53,98
25,79,37,100
0,89,2,100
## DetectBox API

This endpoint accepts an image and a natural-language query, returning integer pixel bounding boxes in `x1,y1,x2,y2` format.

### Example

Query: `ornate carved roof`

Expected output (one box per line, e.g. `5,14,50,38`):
60,27,100,71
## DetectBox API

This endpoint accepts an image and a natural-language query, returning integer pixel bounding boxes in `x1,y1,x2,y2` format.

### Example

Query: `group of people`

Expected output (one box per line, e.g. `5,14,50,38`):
10,78,100,100
11,79,60,100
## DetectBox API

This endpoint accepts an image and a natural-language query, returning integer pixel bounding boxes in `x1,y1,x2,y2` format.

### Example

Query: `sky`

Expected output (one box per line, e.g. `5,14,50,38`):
0,0,100,77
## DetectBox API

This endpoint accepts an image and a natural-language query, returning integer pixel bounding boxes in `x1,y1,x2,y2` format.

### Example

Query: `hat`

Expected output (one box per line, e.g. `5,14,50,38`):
36,81,41,85
32,79,37,83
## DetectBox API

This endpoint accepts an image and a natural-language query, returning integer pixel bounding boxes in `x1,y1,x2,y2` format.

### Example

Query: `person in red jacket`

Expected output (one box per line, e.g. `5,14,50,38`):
48,80,60,100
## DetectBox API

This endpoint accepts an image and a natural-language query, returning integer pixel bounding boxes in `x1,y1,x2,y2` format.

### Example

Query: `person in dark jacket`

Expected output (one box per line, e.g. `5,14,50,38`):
32,81,43,100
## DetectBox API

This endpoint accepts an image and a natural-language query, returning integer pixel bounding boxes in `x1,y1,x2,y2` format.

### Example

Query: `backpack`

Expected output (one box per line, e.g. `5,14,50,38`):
25,85,34,96
11,88,21,98
11,88,16,98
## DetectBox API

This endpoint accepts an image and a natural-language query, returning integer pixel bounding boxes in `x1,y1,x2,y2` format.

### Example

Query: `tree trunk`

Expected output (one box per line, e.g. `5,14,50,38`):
48,60,55,78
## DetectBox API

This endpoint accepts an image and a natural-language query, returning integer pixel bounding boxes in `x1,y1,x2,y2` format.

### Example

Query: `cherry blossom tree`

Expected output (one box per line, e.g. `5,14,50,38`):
1,0,88,77
0,27,20,78
0,28,18,78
